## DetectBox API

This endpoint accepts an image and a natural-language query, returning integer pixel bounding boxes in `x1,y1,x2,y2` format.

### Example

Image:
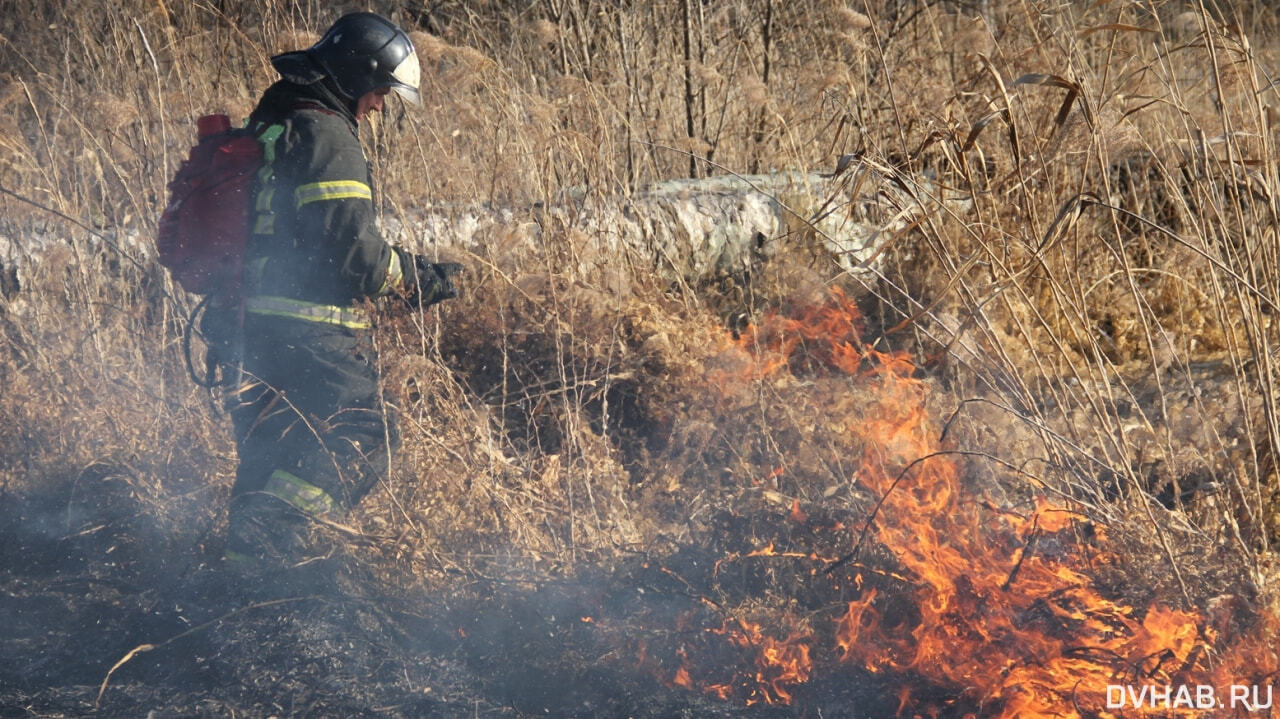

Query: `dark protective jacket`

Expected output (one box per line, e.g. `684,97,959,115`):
241,78,409,327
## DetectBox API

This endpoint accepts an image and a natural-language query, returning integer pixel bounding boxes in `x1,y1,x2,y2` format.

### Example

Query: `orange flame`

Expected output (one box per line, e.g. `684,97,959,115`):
675,289,1279,715
665,616,813,706
710,618,813,706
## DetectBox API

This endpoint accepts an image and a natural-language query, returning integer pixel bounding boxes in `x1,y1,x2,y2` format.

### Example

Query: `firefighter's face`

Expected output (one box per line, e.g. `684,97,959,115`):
356,87,391,122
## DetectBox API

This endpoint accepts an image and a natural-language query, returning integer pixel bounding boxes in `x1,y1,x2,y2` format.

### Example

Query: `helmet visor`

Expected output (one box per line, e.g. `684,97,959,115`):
390,52,421,106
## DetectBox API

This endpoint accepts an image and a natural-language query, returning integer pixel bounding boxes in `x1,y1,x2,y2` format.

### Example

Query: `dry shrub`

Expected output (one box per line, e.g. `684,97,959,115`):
0,234,230,575
346,224,887,579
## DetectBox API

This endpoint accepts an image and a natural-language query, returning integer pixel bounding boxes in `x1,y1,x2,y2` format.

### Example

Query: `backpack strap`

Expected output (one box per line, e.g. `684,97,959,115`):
250,124,286,237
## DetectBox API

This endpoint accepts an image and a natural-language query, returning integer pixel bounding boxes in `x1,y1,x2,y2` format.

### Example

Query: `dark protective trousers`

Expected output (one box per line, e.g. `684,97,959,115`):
217,313,398,549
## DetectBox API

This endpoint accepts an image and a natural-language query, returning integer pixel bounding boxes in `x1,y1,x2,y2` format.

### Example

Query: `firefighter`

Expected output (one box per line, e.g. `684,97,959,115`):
207,12,459,569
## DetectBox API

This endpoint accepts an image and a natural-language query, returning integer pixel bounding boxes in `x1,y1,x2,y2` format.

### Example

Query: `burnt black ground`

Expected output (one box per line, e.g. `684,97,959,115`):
0,480,823,718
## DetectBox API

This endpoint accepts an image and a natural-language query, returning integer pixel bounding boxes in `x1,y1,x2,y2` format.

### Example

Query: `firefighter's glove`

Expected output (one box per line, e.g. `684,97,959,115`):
407,257,462,308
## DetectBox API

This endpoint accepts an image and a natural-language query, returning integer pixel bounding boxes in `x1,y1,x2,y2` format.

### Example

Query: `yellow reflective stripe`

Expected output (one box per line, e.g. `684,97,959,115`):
244,295,372,330
263,469,339,515
253,214,275,235
294,180,372,209
377,250,403,295
256,185,275,213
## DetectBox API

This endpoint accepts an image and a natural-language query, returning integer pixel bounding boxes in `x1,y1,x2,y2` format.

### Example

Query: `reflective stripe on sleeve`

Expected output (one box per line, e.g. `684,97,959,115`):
377,249,403,295
263,469,339,515
244,295,372,330
294,180,372,209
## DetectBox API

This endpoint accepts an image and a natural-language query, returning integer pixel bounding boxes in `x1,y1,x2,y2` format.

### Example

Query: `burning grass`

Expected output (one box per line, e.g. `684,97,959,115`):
600,290,1280,716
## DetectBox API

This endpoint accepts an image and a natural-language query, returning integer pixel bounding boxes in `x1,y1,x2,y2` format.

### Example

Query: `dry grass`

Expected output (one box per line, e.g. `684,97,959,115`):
1,0,1279,623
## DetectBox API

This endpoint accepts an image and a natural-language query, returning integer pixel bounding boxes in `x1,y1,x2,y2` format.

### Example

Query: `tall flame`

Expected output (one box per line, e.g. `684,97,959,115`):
679,288,1278,715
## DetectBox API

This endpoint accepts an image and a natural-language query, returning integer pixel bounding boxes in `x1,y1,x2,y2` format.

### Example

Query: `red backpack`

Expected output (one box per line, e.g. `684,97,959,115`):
156,114,264,297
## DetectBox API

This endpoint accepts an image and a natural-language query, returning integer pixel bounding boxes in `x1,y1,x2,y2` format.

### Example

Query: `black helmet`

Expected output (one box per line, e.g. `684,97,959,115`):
272,12,420,105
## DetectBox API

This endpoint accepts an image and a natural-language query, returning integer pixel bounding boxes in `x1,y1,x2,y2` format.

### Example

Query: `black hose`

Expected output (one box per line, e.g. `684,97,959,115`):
182,294,224,388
